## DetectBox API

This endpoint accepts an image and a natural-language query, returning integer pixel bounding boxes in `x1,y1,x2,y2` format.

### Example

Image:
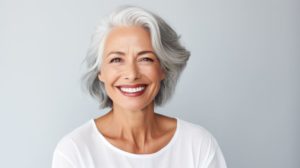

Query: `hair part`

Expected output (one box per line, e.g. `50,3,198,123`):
82,6,190,108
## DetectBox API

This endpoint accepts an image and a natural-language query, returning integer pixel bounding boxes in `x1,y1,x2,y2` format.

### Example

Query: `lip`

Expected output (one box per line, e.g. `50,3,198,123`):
116,84,147,97
116,84,147,88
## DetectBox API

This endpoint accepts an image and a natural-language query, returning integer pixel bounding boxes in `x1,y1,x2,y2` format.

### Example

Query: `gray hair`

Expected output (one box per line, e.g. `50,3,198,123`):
82,6,190,108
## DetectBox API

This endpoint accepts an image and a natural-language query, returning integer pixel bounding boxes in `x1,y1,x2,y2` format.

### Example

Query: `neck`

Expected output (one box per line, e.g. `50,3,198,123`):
108,102,158,145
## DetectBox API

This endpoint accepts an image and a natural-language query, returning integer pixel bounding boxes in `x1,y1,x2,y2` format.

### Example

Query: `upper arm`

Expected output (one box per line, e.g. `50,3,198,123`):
198,134,227,168
52,149,76,168
51,137,79,168
206,143,227,168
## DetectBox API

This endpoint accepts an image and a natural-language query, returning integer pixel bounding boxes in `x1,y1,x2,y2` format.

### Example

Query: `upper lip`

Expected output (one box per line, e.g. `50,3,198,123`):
116,84,147,88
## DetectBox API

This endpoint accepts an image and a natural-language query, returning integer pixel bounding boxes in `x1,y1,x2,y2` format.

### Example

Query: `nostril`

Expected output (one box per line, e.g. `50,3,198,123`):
124,75,140,81
123,65,140,80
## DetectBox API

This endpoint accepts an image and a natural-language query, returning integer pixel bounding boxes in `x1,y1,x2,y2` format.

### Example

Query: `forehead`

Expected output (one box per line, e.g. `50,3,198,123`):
103,26,153,52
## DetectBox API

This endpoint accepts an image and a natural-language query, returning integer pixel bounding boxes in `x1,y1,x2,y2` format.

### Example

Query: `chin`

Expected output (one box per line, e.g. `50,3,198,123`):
113,101,154,112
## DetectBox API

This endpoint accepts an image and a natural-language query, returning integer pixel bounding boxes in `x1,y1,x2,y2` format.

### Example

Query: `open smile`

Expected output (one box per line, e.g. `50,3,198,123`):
116,84,147,97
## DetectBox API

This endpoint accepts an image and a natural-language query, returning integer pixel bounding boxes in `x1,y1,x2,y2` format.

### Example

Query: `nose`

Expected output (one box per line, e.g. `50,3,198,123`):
123,62,140,81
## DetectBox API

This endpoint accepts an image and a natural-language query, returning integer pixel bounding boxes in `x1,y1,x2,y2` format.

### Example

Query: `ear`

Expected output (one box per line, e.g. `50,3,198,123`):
98,72,104,82
160,68,166,81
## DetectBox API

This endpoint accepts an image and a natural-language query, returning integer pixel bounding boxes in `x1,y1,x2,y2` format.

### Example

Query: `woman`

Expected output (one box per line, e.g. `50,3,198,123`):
52,6,227,168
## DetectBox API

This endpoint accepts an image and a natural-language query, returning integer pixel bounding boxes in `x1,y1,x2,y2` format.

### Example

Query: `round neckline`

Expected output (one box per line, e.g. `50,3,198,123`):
91,117,180,158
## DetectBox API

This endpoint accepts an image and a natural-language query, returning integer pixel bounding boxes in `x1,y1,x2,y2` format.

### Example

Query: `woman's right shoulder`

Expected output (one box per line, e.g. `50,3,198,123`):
52,120,95,168
54,119,95,152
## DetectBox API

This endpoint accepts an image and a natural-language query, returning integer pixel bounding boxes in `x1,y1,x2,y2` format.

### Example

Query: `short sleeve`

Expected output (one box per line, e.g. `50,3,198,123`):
52,149,76,168
198,134,227,168
207,143,227,168
51,137,79,168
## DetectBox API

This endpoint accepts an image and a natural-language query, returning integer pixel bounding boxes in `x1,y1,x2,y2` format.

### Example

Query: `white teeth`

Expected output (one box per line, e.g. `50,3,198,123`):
120,86,145,93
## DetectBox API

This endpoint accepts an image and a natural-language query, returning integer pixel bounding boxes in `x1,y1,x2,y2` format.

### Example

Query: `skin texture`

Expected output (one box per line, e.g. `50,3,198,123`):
95,26,177,154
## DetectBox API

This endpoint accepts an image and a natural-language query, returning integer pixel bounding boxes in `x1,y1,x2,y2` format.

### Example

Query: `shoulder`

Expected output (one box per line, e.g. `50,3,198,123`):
178,118,214,140
54,120,95,152
177,118,221,151
52,120,98,167
177,118,227,167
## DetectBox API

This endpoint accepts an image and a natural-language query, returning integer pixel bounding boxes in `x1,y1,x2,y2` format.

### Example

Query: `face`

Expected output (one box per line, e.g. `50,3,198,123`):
98,26,165,111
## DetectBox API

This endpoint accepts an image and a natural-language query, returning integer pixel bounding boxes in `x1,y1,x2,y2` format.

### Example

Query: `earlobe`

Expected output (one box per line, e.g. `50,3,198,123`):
98,72,104,82
160,69,166,80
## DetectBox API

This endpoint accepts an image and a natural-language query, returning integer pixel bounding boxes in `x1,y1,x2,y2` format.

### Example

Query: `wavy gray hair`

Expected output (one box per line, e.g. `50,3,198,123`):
82,6,190,108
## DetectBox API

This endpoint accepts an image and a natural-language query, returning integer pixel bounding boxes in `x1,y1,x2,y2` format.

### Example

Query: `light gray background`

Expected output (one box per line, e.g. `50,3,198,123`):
1,0,299,167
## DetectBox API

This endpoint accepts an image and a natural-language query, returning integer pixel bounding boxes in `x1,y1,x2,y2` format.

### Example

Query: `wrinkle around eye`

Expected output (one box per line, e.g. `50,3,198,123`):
109,57,122,63
139,57,154,62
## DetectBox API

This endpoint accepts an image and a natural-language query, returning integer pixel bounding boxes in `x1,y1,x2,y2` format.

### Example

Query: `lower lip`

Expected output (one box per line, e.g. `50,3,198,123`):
118,87,146,97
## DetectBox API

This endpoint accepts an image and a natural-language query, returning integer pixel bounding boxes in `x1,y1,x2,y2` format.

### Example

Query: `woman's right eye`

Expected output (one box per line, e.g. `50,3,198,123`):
110,57,122,63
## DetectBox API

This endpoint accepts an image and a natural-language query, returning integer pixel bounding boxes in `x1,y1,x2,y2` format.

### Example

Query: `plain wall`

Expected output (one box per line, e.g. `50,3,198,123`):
0,0,299,167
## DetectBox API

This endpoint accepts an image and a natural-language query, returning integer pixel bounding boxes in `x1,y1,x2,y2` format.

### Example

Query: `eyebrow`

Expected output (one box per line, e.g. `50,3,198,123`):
106,51,125,57
106,50,156,57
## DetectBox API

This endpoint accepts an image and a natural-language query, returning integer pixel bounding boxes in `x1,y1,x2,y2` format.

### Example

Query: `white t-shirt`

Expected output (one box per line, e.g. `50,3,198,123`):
52,118,227,168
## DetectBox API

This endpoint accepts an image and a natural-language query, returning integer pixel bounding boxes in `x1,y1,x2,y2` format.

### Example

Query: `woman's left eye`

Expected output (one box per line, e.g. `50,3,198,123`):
140,57,154,62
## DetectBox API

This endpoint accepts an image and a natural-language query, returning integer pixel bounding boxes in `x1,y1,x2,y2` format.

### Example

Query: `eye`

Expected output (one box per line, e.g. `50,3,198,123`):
140,57,154,62
110,57,122,63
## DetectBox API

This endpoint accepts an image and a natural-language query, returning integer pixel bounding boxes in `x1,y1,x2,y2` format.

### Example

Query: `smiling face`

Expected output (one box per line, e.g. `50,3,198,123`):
98,26,165,111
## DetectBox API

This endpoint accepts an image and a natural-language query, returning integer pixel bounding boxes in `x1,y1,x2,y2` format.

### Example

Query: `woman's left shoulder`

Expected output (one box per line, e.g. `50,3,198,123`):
177,118,220,146
177,118,227,167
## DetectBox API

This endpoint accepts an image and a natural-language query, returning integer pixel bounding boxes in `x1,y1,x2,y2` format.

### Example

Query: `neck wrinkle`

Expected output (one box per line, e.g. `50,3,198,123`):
110,103,158,148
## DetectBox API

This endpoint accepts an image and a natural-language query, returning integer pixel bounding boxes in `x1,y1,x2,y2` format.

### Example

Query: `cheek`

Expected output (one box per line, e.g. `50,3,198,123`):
99,66,122,84
144,67,164,81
